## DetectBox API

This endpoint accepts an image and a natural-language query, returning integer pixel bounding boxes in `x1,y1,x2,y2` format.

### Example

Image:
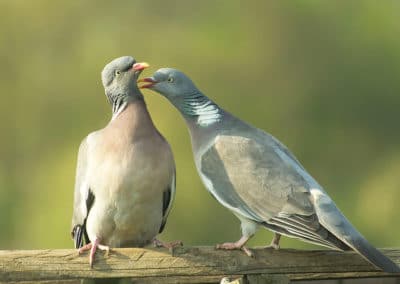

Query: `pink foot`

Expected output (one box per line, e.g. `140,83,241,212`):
262,233,281,250
78,238,110,268
216,242,253,257
153,238,183,249
215,236,253,257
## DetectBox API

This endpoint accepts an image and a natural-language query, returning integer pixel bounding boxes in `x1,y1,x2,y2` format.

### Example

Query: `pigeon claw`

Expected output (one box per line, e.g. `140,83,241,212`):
153,238,183,249
262,233,281,250
263,243,280,250
78,238,110,268
216,242,254,257
215,235,254,257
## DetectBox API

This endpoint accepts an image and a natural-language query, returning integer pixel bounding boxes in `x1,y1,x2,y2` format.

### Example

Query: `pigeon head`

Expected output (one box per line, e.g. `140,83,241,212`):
139,68,198,99
101,56,149,104
140,68,223,126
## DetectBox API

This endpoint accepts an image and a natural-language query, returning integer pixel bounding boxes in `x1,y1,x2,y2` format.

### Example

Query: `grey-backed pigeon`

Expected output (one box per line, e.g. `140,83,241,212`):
139,68,400,273
71,57,179,267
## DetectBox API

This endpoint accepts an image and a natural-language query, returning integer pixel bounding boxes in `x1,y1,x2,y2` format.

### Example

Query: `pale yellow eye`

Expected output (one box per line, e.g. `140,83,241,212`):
168,77,174,83
115,70,121,75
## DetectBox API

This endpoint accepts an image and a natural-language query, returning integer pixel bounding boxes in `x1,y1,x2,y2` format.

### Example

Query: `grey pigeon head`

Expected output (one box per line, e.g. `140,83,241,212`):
139,68,199,100
101,56,149,104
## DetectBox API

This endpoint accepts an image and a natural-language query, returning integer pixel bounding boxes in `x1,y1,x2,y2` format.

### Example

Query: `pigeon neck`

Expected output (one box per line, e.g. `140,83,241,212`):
176,92,223,127
111,94,142,120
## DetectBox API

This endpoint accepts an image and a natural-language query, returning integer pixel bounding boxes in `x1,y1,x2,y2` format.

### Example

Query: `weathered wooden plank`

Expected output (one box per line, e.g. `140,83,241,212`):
0,281,80,284
132,275,244,284
0,247,398,282
246,274,290,284
288,271,400,280
0,277,236,284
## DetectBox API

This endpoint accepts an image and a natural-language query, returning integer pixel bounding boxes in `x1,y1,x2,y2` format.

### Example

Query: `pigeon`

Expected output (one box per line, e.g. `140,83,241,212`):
138,67,400,273
71,57,179,267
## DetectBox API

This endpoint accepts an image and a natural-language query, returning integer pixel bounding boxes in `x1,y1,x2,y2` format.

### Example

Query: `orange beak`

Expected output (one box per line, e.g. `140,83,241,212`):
132,62,150,71
138,77,157,89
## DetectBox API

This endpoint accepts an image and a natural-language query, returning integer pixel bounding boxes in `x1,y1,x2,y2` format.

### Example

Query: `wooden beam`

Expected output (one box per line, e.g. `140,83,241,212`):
0,247,399,282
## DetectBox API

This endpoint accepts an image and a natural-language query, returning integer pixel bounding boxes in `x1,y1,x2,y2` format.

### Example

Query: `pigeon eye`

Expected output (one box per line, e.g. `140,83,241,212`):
168,77,174,83
115,70,121,75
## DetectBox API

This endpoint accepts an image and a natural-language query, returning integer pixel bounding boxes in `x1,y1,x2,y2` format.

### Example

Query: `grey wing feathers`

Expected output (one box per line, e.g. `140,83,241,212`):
200,134,349,250
159,170,176,233
200,144,264,223
71,136,93,248
200,134,314,218
201,132,399,272
264,214,349,251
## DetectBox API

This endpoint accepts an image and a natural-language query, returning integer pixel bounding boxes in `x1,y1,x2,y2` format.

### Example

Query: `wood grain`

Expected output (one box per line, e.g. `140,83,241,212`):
0,247,398,283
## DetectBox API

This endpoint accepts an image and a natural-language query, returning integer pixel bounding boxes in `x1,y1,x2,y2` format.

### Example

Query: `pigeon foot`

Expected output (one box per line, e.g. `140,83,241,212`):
216,236,253,257
261,233,281,250
153,238,183,249
78,238,110,268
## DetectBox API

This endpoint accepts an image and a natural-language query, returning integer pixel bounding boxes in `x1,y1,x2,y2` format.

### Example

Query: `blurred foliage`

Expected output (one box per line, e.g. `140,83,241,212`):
0,0,399,250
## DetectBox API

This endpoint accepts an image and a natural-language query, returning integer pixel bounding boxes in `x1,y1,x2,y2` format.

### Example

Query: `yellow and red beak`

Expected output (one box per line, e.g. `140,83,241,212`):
132,62,150,71
138,77,157,89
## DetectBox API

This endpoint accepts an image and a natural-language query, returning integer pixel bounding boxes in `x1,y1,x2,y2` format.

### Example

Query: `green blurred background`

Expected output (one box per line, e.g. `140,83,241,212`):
0,1,399,250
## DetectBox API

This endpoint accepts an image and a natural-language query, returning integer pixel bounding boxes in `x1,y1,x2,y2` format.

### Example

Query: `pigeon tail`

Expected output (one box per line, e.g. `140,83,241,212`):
311,188,400,273
349,235,400,273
